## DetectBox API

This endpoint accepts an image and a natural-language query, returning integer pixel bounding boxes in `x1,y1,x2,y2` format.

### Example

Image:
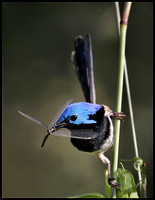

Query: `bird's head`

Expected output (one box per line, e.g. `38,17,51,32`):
57,102,103,126
41,102,105,147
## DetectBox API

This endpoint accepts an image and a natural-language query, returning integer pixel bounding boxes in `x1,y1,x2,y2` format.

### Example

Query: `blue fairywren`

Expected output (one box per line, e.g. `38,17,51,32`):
18,34,125,188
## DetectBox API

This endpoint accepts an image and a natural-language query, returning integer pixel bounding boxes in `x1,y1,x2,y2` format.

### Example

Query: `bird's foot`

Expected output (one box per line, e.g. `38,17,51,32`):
111,112,126,121
108,177,120,188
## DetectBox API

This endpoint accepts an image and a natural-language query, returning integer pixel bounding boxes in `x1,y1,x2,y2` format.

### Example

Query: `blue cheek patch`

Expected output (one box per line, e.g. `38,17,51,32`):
58,102,102,125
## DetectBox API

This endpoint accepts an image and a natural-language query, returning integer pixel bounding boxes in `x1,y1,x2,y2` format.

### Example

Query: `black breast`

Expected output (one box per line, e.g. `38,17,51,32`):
70,107,111,152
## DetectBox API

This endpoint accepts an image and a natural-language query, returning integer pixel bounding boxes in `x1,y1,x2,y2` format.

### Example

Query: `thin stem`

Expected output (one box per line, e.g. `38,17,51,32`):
115,3,139,154
115,2,142,196
115,2,139,158
112,22,127,179
111,2,132,198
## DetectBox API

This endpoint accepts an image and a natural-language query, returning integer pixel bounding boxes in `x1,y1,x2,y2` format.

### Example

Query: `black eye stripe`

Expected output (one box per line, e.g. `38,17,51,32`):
70,115,77,121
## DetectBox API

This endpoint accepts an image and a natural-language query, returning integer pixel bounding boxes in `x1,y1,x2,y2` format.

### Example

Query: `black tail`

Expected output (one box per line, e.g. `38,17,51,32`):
71,33,96,104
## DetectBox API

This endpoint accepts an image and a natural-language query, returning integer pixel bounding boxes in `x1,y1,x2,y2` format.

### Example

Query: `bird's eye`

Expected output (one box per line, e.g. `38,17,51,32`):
70,115,77,121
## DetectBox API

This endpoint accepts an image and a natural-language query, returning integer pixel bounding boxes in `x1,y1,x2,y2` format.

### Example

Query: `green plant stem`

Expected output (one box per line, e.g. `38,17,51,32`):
111,2,132,198
111,23,127,199
112,22,127,180
115,2,143,197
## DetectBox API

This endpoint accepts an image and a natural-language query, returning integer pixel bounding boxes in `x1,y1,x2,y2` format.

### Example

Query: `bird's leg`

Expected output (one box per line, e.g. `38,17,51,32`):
98,152,120,188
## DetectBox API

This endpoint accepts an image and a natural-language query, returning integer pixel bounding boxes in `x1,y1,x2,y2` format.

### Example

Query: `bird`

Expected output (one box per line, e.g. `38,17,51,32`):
18,33,125,188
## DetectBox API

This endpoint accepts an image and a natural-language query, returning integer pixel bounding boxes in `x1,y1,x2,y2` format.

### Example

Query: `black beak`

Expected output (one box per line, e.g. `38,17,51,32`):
41,121,67,148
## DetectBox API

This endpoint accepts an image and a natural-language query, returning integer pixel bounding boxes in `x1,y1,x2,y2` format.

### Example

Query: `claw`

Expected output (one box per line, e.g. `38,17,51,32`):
111,112,126,121
108,177,120,188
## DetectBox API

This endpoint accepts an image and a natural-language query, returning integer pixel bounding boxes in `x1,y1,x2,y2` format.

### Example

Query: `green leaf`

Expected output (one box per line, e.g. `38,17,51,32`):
69,193,104,198
116,164,139,198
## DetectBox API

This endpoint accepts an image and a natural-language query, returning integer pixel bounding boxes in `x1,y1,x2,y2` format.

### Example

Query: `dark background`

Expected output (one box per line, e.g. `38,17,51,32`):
2,2,153,198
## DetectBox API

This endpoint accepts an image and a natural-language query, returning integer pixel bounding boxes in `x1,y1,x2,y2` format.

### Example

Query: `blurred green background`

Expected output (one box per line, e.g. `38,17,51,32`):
2,2,153,198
